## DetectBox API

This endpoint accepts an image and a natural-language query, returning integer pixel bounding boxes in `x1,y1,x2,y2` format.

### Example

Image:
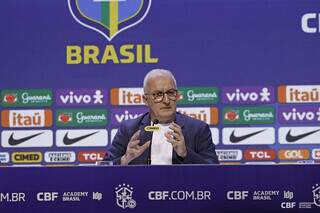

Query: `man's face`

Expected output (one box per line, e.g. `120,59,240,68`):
144,75,178,123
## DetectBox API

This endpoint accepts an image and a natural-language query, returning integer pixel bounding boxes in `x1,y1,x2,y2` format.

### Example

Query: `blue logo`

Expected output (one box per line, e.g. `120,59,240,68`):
68,0,152,41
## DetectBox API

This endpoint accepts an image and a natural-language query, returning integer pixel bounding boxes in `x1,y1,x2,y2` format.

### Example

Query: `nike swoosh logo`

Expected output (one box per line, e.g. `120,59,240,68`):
63,131,99,145
9,132,44,146
286,129,320,142
230,129,266,143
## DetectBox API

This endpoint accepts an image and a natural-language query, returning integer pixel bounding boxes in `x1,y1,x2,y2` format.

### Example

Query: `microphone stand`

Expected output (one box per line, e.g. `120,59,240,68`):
147,119,159,165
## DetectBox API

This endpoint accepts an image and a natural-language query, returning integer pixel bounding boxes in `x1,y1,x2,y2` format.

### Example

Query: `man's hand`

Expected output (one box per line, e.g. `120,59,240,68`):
121,130,150,165
165,122,187,158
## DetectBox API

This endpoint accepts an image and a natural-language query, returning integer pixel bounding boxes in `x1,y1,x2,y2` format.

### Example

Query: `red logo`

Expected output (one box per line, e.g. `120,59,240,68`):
3,94,17,104
58,113,72,123
225,111,239,121
244,149,276,161
78,151,106,162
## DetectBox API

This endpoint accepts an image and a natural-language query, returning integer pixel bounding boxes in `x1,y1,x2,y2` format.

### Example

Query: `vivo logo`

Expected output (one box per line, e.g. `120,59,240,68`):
301,13,320,33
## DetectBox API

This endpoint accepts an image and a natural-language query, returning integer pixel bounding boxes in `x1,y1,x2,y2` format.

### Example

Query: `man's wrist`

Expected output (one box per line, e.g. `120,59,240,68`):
120,155,129,165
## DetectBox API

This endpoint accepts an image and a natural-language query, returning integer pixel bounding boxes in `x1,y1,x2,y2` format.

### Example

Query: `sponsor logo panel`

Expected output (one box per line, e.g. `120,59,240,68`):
1,130,53,148
56,89,107,106
216,150,242,161
178,87,219,104
110,107,147,125
278,85,320,103
222,86,274,104
12,152,42,163
177,107,218,125
279,127,320,144
44,151,76,163
111,88,144,105
244,149,276,161
312,149,320,160
1,109,52,128
78,151,106,163
223,106,274,124
223,127,275,145
1,89,52,107
0,152,10,163
278,149,310,160
56,129,108,147
278,105,320,124
56,109,107,127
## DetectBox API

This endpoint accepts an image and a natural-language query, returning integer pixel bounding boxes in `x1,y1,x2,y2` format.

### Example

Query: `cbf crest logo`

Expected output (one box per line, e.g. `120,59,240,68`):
313,184,320,207
115,183,136,209
68,0,152,41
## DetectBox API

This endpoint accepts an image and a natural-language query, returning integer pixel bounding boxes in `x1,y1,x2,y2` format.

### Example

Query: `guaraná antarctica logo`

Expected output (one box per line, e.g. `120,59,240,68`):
68,0,152,41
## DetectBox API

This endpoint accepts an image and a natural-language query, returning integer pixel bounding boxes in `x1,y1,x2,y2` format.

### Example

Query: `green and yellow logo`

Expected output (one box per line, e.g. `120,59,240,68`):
223,106,275,124
178,87,219,104
1,89,52,107
56,109,107,127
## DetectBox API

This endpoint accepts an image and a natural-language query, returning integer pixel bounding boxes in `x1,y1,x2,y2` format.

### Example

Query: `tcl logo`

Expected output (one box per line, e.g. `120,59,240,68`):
244,149,276,161
301,13,320,33
78,151,106,162
278,149,310,160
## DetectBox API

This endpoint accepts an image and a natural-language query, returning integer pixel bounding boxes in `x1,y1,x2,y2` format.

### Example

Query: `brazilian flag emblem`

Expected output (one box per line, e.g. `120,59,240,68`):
68,0,152,41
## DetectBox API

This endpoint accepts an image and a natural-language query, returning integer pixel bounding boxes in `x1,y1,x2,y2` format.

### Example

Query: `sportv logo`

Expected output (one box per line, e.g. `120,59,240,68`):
1,109,52,128
278,85,320,103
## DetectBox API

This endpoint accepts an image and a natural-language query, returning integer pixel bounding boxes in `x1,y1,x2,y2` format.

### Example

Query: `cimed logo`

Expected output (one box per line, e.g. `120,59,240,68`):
68,0,152,41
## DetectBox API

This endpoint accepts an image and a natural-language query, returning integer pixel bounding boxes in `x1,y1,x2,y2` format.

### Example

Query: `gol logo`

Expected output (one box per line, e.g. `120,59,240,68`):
12,152,42,163
68,0,152,41
278,149,310,160
78,151,106,162
244,149,276,161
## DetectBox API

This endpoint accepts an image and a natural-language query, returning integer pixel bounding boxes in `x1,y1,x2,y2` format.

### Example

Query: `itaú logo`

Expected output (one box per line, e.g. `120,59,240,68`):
301,13,320,33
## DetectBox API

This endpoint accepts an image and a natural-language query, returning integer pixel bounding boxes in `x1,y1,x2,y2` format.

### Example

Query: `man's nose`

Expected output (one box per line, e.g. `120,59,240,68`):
162,93,170,104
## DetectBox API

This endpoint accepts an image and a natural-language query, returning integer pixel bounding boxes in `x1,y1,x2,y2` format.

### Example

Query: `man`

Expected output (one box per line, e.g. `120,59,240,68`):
105,69,219,165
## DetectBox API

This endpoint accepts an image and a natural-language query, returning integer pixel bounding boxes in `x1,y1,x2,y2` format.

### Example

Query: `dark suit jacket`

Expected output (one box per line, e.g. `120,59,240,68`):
105,112,219,165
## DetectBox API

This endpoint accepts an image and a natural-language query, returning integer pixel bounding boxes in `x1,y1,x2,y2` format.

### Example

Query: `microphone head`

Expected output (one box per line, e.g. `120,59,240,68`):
153,119,159,125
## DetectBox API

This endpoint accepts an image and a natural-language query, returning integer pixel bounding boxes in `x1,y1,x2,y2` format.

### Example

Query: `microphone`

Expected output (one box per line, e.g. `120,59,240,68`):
147,119,159,165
